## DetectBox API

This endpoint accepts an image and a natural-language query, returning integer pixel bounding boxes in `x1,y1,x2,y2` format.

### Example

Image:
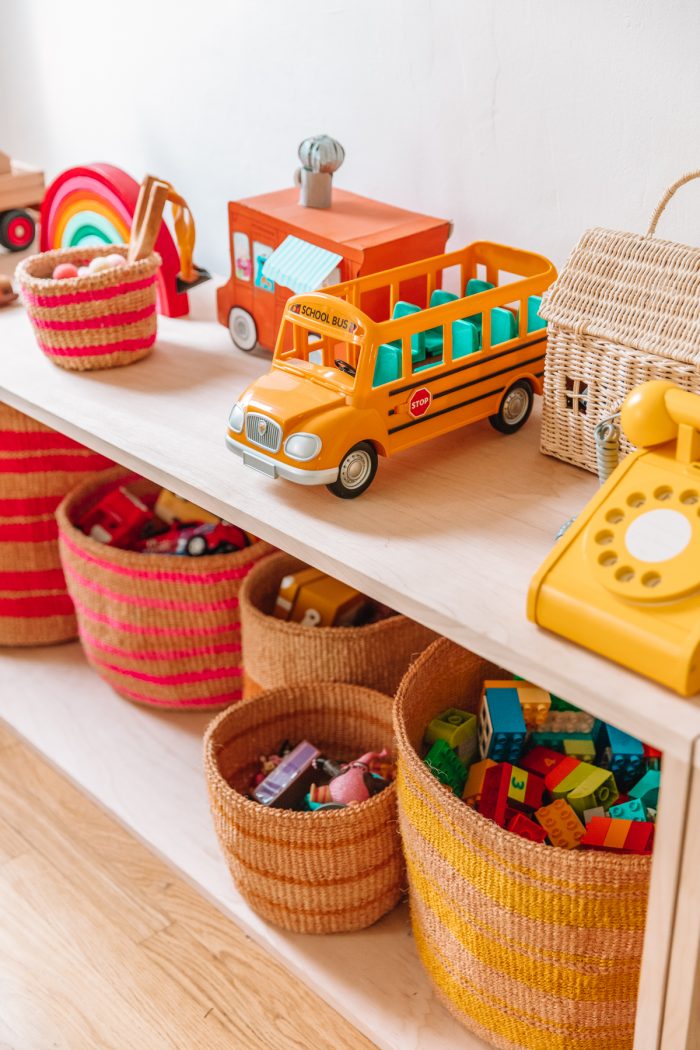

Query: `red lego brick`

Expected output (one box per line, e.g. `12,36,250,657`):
507,812,547,843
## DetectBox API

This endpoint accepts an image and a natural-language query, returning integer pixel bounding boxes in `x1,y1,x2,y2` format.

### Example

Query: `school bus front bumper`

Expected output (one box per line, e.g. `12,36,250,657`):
226,433,339,486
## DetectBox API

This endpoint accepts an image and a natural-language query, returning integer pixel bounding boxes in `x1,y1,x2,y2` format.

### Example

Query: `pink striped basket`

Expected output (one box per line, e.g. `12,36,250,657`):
57,467,274,710
0,401,113,646
16,245,160,371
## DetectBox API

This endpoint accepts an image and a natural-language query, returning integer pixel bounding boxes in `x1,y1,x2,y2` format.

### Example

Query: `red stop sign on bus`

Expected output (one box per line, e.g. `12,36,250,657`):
408,387,432,418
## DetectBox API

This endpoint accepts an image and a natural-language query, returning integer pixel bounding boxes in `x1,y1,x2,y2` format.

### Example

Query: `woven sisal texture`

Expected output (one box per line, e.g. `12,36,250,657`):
394,638,651,1050
57,466,274,709
0,402,113,646
16,245,160,371
204,681,403,934
240,552,437,698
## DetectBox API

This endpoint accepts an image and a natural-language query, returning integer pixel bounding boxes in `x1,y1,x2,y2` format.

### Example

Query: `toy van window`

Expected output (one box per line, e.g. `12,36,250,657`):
253,242,274,293
565,377,588,415
233,232,251,282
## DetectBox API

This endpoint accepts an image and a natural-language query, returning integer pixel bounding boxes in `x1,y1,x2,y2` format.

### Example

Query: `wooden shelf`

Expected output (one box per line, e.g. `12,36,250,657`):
0,643,488,1050
0,280,698,756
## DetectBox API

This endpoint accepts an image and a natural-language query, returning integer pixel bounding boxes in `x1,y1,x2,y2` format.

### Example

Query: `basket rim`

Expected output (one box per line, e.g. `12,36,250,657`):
203,680,396,826
394,636,653,872
16,244,162,292
242,550,412,638
56,465,272,574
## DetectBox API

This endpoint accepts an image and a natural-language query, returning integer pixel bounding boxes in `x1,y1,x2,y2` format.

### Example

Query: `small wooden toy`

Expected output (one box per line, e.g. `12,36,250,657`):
629,769,661,810
226,241,556,498
506,812,547,843
535,799,586,849
478,682,527,763
253,740,320,807
602,725,645,786
425,708,478,764
424,740,467,796
462,759,496,807
519,746,566,778
580,816,654,854
274,567,369,627
609,798,646,822
0,150,44,251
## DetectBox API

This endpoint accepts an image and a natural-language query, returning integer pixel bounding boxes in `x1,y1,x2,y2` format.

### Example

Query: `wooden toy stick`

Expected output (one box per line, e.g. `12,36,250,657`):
128,178,169,264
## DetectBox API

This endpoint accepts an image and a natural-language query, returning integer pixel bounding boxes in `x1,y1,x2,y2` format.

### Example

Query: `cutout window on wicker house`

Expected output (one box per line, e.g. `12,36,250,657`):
564,377,588,415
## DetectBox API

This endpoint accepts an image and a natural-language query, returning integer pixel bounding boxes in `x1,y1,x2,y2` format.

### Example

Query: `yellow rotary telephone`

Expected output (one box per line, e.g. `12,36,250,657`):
528,381,700,695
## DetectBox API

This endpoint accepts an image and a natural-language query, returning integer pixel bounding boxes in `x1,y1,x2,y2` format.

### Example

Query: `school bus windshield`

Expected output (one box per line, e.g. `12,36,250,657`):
273,310,366,392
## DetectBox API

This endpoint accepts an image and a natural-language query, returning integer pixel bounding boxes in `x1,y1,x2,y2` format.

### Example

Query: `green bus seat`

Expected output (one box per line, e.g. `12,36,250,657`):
373,343,402,387
527,295,547,332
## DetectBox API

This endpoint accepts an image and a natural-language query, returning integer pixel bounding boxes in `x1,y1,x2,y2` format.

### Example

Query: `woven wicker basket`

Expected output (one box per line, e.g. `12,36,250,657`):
240,551,437,698
57,466,273,709
540,171,700,474
394,638,651,1050
0,402,113,646
16,245,160,371
204,681,402,933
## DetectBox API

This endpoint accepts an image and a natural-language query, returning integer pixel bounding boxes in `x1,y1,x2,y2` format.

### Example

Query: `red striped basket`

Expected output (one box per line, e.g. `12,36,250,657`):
16,246,160,371
57,467,274,709
0,402,113,646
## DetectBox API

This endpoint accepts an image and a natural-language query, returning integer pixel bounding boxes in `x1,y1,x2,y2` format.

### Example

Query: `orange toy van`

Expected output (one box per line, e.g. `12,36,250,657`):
217,187,451,352
226,242,556,498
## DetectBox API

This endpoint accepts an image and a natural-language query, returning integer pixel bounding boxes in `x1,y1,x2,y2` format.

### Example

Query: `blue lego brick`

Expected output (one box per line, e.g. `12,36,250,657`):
603,725,645,785
609,798,647,822
479,686,527,763
629,770,661,810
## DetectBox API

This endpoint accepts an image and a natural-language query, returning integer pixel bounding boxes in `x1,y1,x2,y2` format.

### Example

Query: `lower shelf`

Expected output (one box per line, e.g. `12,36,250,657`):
0,642,488,1050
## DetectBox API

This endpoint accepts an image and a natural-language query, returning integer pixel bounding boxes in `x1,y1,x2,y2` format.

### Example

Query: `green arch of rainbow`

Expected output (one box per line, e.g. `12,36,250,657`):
62,210,125,248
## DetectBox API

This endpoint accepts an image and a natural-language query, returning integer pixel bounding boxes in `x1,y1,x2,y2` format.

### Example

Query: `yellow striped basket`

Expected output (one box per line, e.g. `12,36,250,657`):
394,638,651,1050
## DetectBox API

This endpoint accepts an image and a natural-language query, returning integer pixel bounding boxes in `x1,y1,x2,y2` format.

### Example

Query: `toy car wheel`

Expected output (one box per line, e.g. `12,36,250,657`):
489,380,533,435
0,209,36,252
228,307,258,352
327,442,378,499
185,535,208,556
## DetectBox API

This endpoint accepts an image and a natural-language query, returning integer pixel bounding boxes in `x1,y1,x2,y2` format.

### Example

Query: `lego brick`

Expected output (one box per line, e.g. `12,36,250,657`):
506,812,547,843
424,739,466,796
425,708,478,764
479,763,510,825
583,805,605,825
609,798,646,822
580,816,654,854
478,684,526,762
519,746,566,778
629,769,661,810
462,758,496,807
530,729,598,753
601,725,645,786
541,709,596,734
643,744,662,772
543,755,584,795
515,682,551,730
535,799,585,849
505,764,545,810
562,737,596,763
566,767,619,816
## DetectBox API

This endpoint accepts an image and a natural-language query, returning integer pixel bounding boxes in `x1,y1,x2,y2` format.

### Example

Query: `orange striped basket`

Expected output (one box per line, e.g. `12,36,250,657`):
394,638,651,1050
0,402,113,646
57,467,273,709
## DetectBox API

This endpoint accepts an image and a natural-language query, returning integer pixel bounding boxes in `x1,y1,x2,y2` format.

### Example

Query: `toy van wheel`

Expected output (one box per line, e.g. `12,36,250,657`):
327,442,378,499
186,535,208,556
228,308,258,352
0,209,36,252
489,380,533,435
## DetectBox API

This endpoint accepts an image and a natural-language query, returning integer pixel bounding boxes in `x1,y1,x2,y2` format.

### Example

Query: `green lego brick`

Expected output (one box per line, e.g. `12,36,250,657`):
424,739,467,796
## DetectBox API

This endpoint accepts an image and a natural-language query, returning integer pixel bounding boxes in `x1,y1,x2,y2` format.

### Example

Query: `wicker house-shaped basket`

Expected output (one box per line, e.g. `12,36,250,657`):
539,171,700,473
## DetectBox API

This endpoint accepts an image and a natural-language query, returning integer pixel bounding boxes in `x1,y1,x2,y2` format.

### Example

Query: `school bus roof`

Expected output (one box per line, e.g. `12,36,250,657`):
232,187,449,255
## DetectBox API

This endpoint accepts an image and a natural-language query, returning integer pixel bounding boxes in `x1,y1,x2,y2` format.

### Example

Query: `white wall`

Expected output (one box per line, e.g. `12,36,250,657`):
3,0,700,277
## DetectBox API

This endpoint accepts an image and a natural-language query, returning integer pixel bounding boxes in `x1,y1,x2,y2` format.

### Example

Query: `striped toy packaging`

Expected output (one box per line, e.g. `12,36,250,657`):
0,402,113,646
394,638,651,1050
16,245,160,371
57,467,273,709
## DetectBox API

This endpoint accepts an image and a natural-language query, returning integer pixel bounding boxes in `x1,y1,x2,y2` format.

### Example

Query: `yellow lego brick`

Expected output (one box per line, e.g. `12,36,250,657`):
426,709,477,764
562,738,596,763
517,683,552,729
567,767,619,816
535,799,585,849
462,759,496,807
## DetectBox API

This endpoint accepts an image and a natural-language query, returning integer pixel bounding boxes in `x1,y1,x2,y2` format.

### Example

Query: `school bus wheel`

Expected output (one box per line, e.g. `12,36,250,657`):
489,380,534,435
327,442,378,499
228,307,258,352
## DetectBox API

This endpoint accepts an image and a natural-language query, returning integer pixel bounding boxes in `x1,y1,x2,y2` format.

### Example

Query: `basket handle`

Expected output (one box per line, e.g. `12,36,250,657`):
646,170,700,238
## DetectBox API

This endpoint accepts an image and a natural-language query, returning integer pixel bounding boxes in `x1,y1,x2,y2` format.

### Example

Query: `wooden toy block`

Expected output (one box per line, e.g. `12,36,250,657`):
426,708,478,764
562,737,596,763
507,812,547,843
583,805,605,825
535,799,585,849
519,746,566,778
609,798,646,822
580,816,654,854
629,769,661,809
602,725,645,786
567,767,619,816
479,763,510,825
424,739,467,796
478,683,527,763
462,758,496,807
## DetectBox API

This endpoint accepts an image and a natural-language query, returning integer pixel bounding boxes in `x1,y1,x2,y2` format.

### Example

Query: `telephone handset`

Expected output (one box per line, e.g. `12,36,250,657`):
528,381,700,696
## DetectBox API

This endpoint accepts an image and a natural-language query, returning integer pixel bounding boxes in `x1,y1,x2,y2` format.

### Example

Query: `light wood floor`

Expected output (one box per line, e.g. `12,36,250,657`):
0,721,375,1050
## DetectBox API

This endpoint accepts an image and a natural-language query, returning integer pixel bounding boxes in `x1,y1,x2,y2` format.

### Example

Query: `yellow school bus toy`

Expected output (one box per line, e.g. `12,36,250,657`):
226,242,556,498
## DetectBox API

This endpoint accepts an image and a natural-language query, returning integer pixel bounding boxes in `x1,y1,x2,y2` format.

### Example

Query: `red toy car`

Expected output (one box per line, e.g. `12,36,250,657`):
78,486,154,548
136,522,249,556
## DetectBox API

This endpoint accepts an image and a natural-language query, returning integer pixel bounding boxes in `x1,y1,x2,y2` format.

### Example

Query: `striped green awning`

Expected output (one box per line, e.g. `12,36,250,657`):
262,236,342,294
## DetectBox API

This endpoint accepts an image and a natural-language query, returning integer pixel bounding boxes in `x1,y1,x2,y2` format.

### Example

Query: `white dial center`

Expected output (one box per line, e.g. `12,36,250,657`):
624,508,692,563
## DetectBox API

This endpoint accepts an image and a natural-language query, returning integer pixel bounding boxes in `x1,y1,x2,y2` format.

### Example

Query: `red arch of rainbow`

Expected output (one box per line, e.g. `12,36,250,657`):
40,163,189,318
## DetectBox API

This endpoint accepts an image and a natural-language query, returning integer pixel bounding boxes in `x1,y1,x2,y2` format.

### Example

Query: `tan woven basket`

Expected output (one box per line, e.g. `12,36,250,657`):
0,402,113,646
540,171,700,474
16,245,160,371
394,638,651,1050
57,466,273,709
240,551,437,698
204,681,403,933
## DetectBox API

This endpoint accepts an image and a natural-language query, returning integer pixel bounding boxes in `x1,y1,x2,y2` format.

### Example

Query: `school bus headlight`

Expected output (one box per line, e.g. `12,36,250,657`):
228,402,244,433
284,433,322,461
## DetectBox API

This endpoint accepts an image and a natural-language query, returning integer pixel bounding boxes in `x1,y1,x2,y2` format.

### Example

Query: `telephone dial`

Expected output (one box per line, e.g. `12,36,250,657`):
528,381,700,695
